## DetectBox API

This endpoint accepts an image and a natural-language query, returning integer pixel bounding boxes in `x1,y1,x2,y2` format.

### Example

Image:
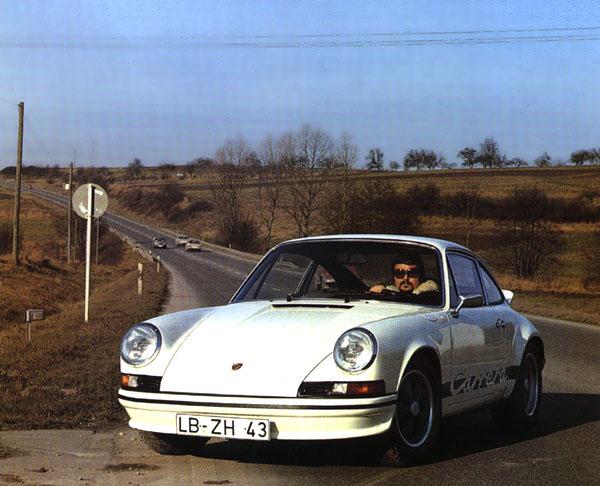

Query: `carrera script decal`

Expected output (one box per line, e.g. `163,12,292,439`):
451,367,507,396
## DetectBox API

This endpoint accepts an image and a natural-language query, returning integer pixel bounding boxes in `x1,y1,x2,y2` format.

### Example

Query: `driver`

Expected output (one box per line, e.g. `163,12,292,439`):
370,254,439,295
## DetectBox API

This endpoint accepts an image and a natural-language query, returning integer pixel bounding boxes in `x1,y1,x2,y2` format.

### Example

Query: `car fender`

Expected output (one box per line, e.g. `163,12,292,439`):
120,306,217,376
302,313,449,396
503,310,544,397
510,312,544,367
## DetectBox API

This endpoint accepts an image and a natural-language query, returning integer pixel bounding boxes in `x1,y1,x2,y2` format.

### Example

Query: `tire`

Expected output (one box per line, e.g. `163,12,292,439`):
140,431,209,455
381,356,441,466
493,343,543,432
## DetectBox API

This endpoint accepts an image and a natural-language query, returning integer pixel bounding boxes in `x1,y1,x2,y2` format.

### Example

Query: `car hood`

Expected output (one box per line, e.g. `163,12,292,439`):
160,300,428,397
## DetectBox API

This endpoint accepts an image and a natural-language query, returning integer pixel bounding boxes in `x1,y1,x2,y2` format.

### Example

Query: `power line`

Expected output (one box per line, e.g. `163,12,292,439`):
2,27,600,49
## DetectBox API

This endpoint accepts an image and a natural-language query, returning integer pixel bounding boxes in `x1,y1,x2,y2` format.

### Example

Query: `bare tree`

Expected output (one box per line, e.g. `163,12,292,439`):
534,152,551,168
215,136,252,167
501,187,562,278
506,157,528,168
457,147,478,168
349,178,421,234
257,134,285,249
403,149,444,170
449,189,482,247
366,147,384,171
211,138,252,245
321,132,359,233
389,160,400,171
285,125,333,237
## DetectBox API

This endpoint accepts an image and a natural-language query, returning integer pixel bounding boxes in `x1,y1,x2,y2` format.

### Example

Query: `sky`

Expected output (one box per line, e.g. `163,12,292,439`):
1,0,600,168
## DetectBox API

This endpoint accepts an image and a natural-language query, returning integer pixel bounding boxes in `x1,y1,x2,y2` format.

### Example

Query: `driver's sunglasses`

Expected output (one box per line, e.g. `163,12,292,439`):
393,268,421,279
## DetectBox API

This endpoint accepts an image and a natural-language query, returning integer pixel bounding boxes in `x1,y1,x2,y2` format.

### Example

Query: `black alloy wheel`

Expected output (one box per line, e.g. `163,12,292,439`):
493,342,543,431
396,369,434,448
382,356,441,466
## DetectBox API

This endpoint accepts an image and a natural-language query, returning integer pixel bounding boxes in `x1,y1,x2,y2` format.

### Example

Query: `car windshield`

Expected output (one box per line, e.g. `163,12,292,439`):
233,240,443,306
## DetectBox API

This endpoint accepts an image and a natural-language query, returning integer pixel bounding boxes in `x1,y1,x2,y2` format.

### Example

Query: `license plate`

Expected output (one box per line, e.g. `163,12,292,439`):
176,414,270,441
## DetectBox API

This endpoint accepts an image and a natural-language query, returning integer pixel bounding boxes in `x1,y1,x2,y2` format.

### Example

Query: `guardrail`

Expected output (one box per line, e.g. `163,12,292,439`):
109,228,162,272
158,227,261,263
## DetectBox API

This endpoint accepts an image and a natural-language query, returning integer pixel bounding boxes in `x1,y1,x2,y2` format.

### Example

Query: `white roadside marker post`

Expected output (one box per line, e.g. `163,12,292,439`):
25,309,44,342
156,256,161,273
138,262,143,296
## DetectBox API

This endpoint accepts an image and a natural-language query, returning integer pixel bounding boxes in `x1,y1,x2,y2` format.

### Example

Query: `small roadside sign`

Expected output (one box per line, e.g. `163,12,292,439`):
72,183,108,219
26,309,45,322
25,309,44,342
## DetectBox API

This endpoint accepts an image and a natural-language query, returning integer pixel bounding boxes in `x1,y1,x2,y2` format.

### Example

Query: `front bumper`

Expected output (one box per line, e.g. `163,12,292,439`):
118,389,396,440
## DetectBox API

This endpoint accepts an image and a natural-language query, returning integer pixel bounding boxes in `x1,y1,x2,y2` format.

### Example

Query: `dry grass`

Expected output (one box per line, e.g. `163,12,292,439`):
0,251,167,429
0,186,169,429
511,291,600,325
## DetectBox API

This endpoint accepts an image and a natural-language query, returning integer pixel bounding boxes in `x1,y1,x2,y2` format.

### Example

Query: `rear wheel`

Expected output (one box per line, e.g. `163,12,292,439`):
493,343,543,431
382,357,441,466
140,431,208,455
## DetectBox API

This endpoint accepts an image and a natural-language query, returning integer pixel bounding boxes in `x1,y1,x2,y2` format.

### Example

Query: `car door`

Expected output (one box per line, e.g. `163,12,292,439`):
477,262,513,367
445,252,507,412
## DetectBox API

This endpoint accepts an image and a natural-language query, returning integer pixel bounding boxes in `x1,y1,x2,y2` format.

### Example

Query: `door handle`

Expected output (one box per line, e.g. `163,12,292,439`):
495,319,506,329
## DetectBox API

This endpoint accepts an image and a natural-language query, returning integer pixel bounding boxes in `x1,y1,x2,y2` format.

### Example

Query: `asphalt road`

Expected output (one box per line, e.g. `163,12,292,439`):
1,186,598,485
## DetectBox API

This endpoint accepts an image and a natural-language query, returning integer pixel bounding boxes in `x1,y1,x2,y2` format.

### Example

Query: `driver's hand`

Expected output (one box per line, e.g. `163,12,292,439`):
369,285,385,293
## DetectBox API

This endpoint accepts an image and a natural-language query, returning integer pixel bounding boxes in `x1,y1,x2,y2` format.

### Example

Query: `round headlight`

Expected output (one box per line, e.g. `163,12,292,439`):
333,328,377,372
121,323,161,366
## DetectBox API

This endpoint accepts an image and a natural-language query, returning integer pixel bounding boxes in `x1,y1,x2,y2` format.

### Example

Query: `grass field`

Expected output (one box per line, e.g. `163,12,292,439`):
0,188,169,429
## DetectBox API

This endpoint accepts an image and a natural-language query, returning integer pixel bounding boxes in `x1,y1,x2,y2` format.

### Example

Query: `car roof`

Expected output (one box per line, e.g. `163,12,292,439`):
278,234,473,255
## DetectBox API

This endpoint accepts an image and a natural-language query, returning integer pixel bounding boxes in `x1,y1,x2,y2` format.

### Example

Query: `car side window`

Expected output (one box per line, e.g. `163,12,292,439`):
478,265,504,305
447,253,484,297
447,265,459,308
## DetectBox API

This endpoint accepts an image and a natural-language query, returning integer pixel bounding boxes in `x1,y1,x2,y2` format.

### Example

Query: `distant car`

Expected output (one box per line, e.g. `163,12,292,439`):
153,236,167,249
119,235,544,464
175,234,190,246
185,239,202,252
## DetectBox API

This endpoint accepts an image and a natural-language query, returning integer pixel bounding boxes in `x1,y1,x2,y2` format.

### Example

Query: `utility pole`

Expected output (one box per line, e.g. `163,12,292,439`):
12,101,24,266
67,162,73,263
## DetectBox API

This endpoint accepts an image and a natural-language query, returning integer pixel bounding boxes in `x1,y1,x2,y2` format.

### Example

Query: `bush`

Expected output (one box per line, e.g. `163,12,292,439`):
218,218,260,253
500,188,563,278
346,179,421,235
118,184,186,219
408,183,441,214
166,200,213,223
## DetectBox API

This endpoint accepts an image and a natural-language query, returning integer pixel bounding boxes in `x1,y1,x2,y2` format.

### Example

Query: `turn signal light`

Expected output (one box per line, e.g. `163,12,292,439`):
298,380,385,398
121,374,139,388
335,381,385,397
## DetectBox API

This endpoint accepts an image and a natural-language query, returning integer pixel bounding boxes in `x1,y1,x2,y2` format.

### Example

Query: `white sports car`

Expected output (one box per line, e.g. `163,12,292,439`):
119,235,544,464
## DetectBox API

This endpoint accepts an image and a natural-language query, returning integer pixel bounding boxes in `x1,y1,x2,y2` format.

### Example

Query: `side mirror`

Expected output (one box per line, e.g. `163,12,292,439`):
502,289,514,305
450,293,484,318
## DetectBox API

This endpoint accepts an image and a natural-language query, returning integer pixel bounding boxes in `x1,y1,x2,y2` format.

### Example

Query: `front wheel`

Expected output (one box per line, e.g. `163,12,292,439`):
493,344,543,431
382,357,441,466
140,431,208,455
